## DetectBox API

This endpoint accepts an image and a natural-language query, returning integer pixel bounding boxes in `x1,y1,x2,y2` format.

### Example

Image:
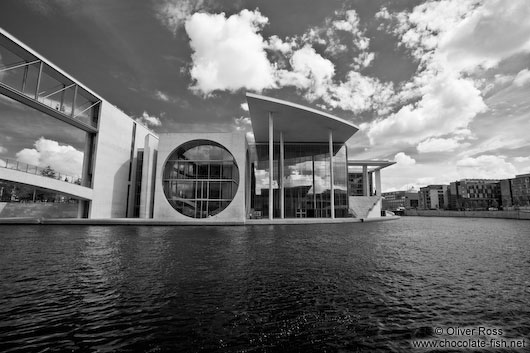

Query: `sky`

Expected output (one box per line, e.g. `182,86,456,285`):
1,0,529,191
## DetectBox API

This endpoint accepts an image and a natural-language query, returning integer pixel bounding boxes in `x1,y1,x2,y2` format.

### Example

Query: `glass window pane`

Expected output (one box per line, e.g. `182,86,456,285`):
176,181,195,199
210,164,221,179
221,182,232,199
209,182,220,199
198,163,209,179
162,140,239,218
222,163,232,179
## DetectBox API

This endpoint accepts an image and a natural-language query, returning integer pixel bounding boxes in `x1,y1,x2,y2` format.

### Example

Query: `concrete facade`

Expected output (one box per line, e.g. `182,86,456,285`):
0,167,93,200
77,91,158,218
382,190,419,210
153,132,247,222
0,28,159,219
447,179,501,211
139,134,158,218
419,185,449,210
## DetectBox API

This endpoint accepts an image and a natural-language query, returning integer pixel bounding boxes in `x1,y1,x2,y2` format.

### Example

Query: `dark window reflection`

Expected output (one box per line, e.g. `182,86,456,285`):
162,140,239,218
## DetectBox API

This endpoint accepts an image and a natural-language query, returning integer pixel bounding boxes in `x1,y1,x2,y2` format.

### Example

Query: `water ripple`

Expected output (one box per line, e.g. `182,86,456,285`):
1,218,529,352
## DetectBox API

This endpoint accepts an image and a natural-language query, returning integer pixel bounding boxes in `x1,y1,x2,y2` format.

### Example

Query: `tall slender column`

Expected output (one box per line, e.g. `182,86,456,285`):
71,85,78,118
362,165,369,196
375,169,382,196
280,131,284,219
268,112,274,220
35,61,43,100
312,156,316,214
329,130,335,219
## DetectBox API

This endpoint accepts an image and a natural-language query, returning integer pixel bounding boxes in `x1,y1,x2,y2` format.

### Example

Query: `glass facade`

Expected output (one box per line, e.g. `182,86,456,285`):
0,180,80,218
0,94,89,182
162,140,239,218
0,37,100,129
333,146,348,217
0,32,104,219
1,34,100,191
251,143,349,219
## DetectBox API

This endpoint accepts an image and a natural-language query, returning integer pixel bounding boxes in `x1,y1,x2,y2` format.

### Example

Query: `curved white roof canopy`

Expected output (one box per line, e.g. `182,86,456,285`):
246,93,358,144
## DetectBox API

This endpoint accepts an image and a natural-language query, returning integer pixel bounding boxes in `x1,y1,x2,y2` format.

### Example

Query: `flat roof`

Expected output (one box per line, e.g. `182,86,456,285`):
348,160,396,172
246,93,358,143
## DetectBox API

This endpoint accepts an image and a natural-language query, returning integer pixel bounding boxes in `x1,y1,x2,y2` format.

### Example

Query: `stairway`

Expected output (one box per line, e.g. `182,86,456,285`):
348,196,381,219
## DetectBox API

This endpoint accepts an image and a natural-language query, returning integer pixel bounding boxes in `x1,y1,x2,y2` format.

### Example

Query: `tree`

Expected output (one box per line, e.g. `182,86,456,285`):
41,165,57,179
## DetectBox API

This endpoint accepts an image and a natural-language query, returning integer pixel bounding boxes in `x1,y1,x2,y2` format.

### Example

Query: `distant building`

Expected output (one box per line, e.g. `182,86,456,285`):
500,173,530,209
448,179,501,210
419,185,449,210
382,189,419,210
500,179,513,208
510,173,530,207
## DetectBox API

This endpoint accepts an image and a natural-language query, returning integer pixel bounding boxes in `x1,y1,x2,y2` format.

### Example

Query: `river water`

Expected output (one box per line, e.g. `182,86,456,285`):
1,217,529,352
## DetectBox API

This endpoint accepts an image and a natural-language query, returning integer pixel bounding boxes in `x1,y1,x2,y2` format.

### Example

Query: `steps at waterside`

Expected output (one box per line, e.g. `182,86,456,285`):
348,196,381,219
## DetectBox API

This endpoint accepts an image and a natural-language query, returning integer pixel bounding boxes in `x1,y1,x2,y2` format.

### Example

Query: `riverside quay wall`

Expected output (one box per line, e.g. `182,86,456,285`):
405,209,530,220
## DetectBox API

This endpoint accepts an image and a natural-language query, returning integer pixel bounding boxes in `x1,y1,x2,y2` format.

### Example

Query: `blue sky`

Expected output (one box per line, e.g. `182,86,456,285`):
1,0,529,190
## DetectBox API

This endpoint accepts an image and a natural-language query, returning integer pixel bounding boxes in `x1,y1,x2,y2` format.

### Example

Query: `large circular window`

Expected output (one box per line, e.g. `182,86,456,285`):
162,140,239,218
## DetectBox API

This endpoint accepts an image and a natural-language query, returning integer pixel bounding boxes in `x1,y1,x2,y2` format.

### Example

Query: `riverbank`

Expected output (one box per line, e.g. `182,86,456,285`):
0,216,400,226
404,209,530,220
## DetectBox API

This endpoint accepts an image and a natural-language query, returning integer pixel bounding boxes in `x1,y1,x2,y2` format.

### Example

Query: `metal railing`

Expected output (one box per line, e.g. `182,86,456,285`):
1,158,82,185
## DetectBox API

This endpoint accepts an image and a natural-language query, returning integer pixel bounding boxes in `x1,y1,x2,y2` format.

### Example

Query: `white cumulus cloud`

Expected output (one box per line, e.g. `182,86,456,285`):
363,72,486,146
181,8,389,115
437,0,530,72
394,152,416,166
514,156,530,163
16,137,83,177
156,0,206,33
233,116,251,131
367,0,530,151
513,68,530,87
135,111,162,127
154,90,170,101
277,45,334,100
417,137,465,153
185,9,276,95
456,155,518,179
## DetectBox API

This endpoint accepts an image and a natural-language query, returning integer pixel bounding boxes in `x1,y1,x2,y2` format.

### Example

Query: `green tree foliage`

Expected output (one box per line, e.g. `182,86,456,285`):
41,165,57,179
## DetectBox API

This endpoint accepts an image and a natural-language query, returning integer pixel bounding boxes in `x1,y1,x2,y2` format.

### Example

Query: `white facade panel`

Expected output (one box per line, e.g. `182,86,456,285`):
90,101,158,218
153,132,247,222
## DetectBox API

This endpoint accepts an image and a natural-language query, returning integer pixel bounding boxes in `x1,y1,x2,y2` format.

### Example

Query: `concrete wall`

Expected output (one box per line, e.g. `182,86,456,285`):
139,134,158,218
0,202,78,218
429,189,440,209
348,196,381,219
153,132,247,222
0,167,93,200
367,197,382,219
405,209,530,220
90,102,158,218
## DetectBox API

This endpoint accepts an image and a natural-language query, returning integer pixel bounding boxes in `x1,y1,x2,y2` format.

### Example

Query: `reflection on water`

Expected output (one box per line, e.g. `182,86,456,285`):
0,217,529,352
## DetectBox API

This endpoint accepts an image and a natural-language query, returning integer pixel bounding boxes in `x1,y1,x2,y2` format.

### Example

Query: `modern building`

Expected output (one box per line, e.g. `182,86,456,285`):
382,189,419,211
500,173,530,209
448,179,501,210
418,185,449,210
0,28,158,219
1,28,396,223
